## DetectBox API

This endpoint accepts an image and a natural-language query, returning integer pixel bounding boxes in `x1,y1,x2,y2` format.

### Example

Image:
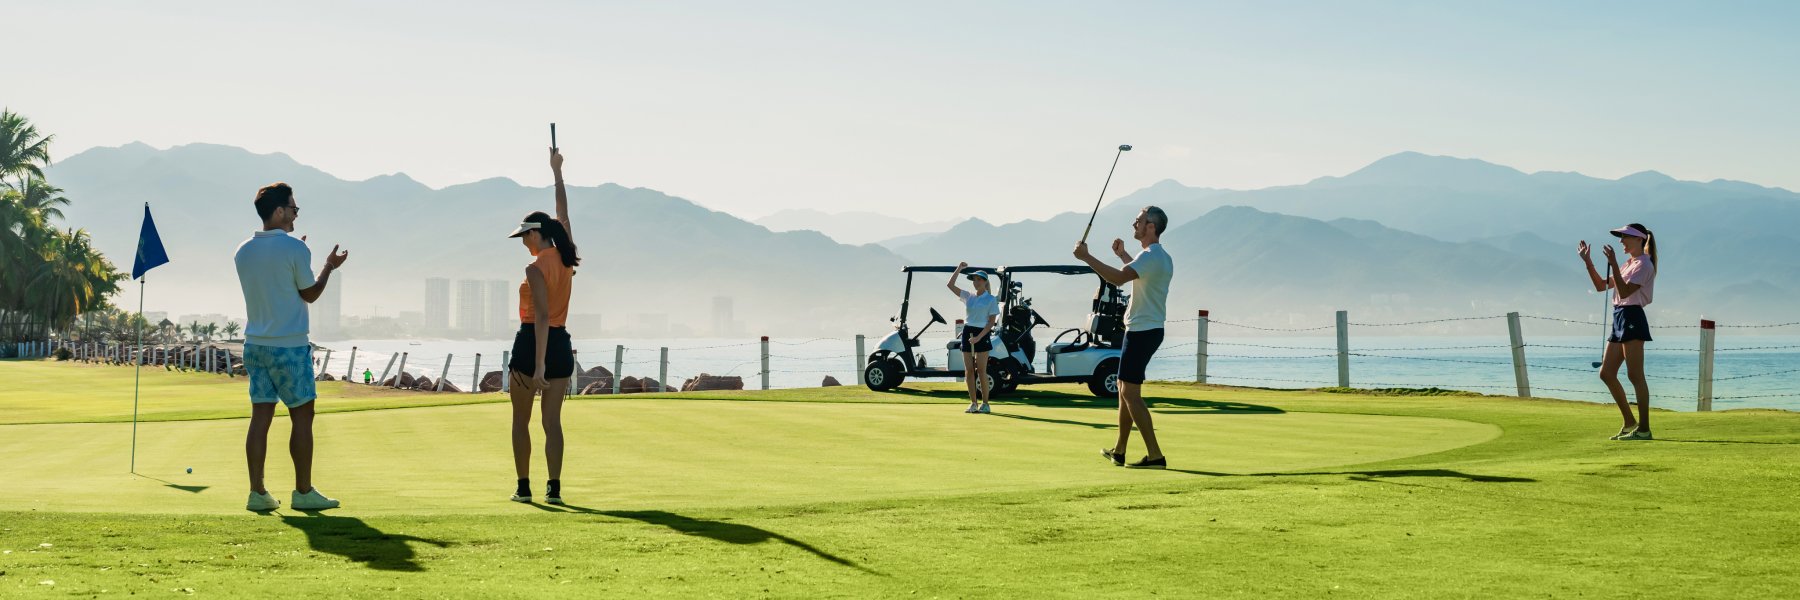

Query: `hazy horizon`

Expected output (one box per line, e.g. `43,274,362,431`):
13,1,1800,225
43,141,1800,338
46,140,1796,227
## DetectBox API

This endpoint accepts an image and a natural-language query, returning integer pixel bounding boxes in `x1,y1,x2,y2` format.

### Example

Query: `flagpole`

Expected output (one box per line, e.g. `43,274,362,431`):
131,275,143,473
129,201,168,474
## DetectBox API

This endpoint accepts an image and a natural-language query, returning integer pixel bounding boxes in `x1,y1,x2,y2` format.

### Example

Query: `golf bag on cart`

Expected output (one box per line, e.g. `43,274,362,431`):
1087,282,1128,349
999,281,1048,366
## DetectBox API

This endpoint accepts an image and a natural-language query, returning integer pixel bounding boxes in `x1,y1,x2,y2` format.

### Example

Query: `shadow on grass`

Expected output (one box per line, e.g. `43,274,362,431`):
1164,468,1536,483
887,386,1283,414
526,503,880,575
989,412,1114,429
134,473,208,493
277,513,452,572
1655,438,1800,446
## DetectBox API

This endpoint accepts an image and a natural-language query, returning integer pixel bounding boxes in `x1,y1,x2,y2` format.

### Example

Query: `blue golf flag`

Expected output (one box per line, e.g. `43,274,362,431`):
132,203,169,280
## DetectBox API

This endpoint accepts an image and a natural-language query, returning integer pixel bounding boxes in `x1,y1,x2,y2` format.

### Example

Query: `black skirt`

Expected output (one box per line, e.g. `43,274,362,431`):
1608,305,1653,343
509,324,575,379
960,325,993,354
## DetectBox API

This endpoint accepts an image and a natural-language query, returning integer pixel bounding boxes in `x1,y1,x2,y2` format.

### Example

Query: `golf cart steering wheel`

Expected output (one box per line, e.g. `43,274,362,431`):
1051,328,1087,348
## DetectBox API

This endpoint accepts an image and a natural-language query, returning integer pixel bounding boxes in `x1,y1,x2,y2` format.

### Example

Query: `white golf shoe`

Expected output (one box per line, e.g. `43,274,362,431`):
291,488,341,510
246,491,281,512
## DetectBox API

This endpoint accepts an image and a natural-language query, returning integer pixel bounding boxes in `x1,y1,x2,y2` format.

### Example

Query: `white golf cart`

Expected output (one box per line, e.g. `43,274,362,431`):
864,265,1129,397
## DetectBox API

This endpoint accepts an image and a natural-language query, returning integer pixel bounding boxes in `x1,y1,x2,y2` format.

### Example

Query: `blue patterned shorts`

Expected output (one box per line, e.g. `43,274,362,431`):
244,344,317,408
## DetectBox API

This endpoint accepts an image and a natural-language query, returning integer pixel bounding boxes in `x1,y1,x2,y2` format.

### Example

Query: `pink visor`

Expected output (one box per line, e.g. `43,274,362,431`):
1610,225,1647,239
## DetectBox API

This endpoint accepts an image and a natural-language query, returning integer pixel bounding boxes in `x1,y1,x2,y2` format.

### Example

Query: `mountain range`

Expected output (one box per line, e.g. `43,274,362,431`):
42,145,1800,338
47,143,905,337
888,152,1800,329
752,209,955,247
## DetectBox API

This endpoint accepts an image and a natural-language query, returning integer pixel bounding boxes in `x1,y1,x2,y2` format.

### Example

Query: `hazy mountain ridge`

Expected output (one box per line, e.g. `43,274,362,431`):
45,145,1798,335
48,143,908,336
753,209,956,246
877,152,1799,327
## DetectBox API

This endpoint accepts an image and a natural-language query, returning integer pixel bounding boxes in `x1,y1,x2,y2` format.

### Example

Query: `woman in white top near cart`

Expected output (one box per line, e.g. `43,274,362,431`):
1579,223,1660,441
948,263,1001,414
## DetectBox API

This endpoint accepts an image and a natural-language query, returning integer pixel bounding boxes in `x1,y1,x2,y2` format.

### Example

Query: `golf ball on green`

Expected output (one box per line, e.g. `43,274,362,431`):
186,467,193,474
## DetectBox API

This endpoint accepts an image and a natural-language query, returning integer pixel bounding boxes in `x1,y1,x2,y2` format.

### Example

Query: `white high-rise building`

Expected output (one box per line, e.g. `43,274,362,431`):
424,278,450,334
487,280,511,335
456,280,485,334
712,296,735,337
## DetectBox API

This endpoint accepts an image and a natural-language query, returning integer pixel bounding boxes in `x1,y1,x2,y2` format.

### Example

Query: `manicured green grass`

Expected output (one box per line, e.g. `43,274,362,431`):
0,359,503,425
3,359,1798,597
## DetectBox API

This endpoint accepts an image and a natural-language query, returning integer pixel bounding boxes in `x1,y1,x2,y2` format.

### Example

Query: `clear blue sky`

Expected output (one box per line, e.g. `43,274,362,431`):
14,0,1799,222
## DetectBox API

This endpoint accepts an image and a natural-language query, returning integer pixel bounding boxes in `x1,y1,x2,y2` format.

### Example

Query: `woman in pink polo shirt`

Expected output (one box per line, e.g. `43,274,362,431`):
1578,223,1658,441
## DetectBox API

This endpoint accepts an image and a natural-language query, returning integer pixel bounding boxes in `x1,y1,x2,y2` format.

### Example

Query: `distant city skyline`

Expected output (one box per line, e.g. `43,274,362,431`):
14,1,1799,225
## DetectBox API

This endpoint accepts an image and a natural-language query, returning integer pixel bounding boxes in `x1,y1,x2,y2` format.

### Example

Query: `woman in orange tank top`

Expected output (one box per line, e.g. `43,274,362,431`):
503,148,581,505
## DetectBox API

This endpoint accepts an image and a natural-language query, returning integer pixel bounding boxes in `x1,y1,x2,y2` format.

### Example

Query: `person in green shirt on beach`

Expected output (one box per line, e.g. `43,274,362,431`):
363,369,372,385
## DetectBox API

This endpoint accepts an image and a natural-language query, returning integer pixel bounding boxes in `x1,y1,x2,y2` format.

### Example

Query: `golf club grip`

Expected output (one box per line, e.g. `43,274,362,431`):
550,123,557,149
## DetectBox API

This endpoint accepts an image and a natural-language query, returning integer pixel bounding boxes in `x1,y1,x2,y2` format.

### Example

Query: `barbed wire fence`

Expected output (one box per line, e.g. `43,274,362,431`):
1177,309,1800,410
36,309,1800,411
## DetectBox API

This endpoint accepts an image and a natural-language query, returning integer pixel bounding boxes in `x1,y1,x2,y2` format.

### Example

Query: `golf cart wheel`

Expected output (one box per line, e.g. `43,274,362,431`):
865,360,903,391
988,361,1019,396
1088,359,1119,398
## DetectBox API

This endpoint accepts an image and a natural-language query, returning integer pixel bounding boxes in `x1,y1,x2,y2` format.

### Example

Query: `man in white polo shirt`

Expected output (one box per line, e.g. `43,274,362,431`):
235,182,349,511
1074,206,1173,469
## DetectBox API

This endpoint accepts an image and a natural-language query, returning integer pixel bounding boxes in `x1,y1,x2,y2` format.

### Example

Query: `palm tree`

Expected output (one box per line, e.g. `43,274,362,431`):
0,109,54,191
18,229,121,336
223,321,241,341
0,190,52,339
0,192,34,321
186,321,202,343
202,322,218,343
97,310,130,343
0,110,123,345
17,177,69,222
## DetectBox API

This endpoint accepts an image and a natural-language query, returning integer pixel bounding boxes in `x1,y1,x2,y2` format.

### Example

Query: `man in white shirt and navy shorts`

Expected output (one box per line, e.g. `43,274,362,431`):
234,182,350,511
1074,206,1173,469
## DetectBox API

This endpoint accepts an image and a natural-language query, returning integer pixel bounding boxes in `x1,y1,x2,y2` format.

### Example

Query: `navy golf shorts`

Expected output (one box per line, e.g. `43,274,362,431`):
1118,328,1164,384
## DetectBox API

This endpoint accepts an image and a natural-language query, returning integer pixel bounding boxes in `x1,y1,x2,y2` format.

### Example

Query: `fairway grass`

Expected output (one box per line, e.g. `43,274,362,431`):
3,359,1798,597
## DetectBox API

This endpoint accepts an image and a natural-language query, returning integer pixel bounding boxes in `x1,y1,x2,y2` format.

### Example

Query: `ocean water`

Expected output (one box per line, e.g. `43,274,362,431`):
315,332,1800,412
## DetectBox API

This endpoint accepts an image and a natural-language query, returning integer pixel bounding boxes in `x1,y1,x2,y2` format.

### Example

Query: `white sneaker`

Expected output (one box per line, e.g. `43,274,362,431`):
246,491,281,512
291,488,341,510
964,404,978,413
977,404,991,414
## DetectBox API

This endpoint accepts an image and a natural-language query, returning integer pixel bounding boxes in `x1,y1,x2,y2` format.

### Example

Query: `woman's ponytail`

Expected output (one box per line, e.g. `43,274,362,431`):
1628,222,1657,267
543,219,581,269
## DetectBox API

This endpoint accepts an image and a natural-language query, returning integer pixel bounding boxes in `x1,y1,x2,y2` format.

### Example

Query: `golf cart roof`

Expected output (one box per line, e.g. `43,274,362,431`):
902,265,1096,276
902,265,1001,274
998,265,1097,276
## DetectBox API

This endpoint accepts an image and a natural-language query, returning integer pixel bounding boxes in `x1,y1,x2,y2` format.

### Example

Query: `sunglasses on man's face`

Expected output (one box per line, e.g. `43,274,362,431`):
287,205,299,214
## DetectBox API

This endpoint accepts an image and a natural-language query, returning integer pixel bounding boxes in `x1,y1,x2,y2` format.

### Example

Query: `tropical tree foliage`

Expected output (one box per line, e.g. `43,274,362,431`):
1,109,124,346
0,108,53,187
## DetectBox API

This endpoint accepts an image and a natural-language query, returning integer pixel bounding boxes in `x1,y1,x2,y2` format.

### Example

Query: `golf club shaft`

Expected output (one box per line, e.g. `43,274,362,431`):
1596,288,1611,368
1080,148,1126,245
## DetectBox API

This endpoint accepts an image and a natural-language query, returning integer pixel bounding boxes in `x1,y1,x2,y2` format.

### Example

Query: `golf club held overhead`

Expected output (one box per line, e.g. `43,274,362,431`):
1080,144,1132,244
